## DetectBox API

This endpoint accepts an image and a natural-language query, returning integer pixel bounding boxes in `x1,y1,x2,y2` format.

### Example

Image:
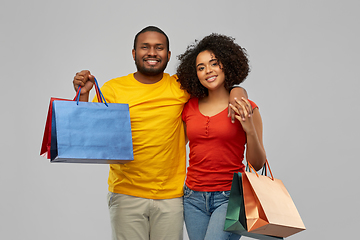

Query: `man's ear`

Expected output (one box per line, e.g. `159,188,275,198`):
132,49,136,61
168,51,171,62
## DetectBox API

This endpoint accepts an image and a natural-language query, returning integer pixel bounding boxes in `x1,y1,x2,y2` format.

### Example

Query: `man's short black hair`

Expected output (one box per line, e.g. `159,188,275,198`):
133,26,170,51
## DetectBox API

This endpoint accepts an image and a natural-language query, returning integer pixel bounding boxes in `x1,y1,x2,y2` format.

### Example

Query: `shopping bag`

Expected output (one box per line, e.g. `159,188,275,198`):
225,172,283,240
40,80,106,159
40,78,134,164
243,161,306,238
40,80,102,160
40,95,78,159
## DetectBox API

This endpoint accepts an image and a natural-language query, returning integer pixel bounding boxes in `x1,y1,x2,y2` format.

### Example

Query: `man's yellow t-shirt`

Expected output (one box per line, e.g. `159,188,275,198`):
97,73,189,199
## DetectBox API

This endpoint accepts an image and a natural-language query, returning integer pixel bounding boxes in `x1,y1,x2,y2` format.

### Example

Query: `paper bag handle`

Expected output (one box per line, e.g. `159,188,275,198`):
247,159,274,180
75,77,108,106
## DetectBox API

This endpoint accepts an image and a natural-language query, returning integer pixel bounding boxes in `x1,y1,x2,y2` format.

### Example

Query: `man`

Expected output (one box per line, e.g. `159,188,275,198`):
73,26,247,240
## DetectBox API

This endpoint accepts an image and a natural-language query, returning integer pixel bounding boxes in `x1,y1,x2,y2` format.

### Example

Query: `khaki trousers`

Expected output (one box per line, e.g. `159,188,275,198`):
107,192,183,240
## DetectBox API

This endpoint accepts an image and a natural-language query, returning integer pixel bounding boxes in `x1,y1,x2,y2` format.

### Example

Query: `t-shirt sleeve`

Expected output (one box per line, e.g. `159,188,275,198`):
248,99,258,111
182,101,189,122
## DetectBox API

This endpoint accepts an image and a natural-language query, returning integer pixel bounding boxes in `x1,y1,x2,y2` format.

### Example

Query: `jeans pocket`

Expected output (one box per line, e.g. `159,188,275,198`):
107,191,117,208
222,190,231,198
183,185,193,198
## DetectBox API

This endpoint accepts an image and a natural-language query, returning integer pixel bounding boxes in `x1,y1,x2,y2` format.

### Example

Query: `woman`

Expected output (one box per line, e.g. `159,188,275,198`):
177,34,266,240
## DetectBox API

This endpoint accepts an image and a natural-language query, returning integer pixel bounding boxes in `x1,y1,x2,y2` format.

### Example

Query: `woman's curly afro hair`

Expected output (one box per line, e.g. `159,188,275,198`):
176,33,250,98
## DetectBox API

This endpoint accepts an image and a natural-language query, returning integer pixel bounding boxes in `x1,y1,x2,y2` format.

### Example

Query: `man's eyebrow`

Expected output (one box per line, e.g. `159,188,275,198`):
140,43,164,46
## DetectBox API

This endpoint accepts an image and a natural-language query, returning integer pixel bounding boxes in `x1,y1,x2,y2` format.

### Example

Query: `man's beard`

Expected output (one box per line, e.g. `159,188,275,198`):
135,55,168,76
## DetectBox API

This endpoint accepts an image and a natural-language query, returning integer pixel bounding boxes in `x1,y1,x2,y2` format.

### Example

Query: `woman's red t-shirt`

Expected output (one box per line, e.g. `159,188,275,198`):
182,98,258,191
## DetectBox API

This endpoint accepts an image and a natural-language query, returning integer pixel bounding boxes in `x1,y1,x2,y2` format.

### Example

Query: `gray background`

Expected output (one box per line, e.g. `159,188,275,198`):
1,0,359,239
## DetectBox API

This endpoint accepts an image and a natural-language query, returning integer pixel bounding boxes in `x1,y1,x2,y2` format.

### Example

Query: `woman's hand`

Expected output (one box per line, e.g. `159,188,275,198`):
229,97,255,133
228,87,248,123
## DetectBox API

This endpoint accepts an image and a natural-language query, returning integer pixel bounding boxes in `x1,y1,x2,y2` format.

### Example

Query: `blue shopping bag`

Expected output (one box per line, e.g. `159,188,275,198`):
48,78,134,164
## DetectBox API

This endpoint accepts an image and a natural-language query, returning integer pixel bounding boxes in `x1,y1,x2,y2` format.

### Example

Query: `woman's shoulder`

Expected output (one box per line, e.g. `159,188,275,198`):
248,99,258,110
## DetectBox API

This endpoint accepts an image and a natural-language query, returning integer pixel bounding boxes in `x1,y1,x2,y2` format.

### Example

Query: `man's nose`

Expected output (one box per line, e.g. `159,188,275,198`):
147,47,157,56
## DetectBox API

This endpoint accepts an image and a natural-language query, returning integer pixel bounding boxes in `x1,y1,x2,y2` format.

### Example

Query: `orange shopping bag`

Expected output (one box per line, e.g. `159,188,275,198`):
242,160,306,238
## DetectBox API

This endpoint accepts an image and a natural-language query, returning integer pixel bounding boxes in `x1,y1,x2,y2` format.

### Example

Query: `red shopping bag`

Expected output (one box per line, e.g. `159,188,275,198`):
40,96,77,159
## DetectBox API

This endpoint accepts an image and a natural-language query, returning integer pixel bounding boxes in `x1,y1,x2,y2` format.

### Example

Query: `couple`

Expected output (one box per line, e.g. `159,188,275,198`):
73,26,266,240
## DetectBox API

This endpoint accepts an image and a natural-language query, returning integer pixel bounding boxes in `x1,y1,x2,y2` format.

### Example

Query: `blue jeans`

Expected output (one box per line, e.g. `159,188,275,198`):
183,185,242,240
